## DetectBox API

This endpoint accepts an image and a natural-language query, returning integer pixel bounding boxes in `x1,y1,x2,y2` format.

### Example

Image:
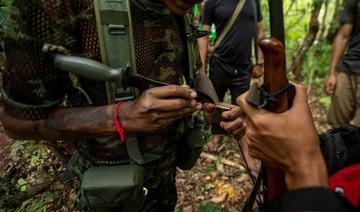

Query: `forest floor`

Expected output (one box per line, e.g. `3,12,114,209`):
0,87,331,212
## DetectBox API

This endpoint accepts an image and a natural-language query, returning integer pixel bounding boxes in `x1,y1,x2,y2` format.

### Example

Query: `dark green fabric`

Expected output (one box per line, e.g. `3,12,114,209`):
81,165,145,210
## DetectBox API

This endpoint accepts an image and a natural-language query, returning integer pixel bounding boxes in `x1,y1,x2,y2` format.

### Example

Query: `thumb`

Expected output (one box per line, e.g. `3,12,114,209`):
236,91,260,121
288,83,309,113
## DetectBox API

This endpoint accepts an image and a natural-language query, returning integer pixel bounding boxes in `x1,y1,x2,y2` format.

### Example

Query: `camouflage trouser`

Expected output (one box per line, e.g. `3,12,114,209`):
61,153,178,212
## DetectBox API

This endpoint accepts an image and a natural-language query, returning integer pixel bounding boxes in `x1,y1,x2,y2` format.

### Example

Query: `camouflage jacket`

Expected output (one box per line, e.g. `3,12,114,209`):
2,0,197,168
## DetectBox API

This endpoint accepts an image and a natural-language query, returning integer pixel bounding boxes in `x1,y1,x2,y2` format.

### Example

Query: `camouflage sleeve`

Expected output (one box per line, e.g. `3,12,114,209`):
1,0,78,120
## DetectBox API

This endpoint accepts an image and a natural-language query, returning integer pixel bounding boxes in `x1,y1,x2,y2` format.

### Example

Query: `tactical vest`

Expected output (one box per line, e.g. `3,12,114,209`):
92,0,202,164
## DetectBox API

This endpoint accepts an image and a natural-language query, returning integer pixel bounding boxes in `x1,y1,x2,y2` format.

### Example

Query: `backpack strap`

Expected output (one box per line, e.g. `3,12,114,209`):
94,0,144,164
94,0,137,103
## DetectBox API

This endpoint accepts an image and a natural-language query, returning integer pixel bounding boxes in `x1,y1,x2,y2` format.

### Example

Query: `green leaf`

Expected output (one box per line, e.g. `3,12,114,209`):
17,178,27,192
201,182,215,191
20,185,27,192
20,198,33,211
199,201,220,212
319,96,331,107
10,141,24,158
31,154,40,166
228,207,238,212
17,178,26,186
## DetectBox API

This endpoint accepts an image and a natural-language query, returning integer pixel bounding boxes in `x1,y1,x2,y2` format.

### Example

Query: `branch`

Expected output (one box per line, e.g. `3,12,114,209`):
200,152,246,171
2,180,52,208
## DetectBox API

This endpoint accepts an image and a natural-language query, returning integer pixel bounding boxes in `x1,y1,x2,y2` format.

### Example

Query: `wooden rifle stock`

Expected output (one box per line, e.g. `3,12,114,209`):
259,37,295,201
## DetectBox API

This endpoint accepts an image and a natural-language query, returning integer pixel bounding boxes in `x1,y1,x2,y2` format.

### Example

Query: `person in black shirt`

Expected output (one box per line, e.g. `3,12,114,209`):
198,0,264,175
325,0,360,128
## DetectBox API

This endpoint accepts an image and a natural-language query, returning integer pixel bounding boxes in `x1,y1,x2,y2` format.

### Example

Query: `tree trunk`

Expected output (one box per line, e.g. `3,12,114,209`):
289,0,324,79
319,0,330,39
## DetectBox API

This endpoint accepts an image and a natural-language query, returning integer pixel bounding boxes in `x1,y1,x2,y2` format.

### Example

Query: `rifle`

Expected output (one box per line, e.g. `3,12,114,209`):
243,0,296,209
260,37,295,202
262,0,297,202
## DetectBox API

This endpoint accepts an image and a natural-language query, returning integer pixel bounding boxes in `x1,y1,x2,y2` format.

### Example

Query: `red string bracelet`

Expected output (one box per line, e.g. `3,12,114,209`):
114,101,125,143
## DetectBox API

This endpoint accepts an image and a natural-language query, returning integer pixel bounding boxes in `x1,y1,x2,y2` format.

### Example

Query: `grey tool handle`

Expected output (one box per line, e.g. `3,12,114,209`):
42,44,125,85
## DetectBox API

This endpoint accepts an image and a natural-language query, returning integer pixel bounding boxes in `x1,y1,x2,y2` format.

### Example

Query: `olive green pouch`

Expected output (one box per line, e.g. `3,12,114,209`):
81,165,145,209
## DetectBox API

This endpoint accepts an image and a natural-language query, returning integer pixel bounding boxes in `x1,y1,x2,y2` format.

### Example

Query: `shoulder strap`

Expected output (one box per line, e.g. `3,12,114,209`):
94,0,137,103
215,0,247,48
94,0,144,165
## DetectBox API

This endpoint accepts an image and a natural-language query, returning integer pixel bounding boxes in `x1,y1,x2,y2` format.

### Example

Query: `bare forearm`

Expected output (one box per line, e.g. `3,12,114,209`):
330,24,352,75
330,36,348,74
1,105,117,141
1,85,200,141
198,36,209,70
286,151,328,191
256,22,264,63
198,24,211,71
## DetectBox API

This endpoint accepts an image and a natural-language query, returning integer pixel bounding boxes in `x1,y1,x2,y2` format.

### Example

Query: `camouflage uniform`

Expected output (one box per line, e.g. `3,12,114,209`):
2,0,201,210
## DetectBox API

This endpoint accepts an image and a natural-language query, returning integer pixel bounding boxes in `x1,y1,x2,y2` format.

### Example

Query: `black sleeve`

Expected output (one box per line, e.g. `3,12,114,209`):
319,125,360,175
340,0,357,24
201,0,215,26
261,187,357,212
255,0,263,22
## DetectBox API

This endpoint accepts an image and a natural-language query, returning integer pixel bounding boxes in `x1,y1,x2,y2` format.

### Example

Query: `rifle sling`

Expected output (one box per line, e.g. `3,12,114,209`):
246,82,293,109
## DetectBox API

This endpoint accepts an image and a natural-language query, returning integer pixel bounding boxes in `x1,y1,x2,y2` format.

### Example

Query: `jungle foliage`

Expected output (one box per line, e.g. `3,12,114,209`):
0,0,349,211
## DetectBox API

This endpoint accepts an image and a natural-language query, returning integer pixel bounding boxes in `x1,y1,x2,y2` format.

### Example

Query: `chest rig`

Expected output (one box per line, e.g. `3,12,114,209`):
93,0,201,164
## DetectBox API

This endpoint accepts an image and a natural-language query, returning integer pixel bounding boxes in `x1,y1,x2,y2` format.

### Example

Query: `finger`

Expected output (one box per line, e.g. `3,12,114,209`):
156,107,198,121
220,118,244,133
145,85,197,99
288,84,308,113
236,91,262,122
229,126,246,140
149,99,201,112
325,83,333,95
221,105,242,120
203,103,215,113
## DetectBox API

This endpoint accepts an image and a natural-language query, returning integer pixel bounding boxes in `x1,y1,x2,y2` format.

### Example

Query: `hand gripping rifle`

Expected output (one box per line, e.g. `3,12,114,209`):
243,0,296,210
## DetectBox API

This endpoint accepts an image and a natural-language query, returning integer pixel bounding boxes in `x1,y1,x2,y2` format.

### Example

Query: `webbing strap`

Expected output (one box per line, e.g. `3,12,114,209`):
100,10,129,25
94,0,144,164
94,0,137,103
184,14,196,81
126,134,145,164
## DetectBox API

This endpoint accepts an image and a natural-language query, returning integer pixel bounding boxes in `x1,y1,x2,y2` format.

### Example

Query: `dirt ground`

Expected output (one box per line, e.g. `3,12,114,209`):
0,89,330,211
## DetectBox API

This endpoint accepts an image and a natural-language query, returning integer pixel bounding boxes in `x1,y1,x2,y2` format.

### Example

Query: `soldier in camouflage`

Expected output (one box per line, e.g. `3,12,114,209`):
0,0,247,211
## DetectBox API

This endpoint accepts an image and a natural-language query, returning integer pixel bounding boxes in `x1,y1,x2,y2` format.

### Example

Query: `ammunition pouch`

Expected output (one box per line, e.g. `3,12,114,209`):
81,165,145,211
176,114,209,170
